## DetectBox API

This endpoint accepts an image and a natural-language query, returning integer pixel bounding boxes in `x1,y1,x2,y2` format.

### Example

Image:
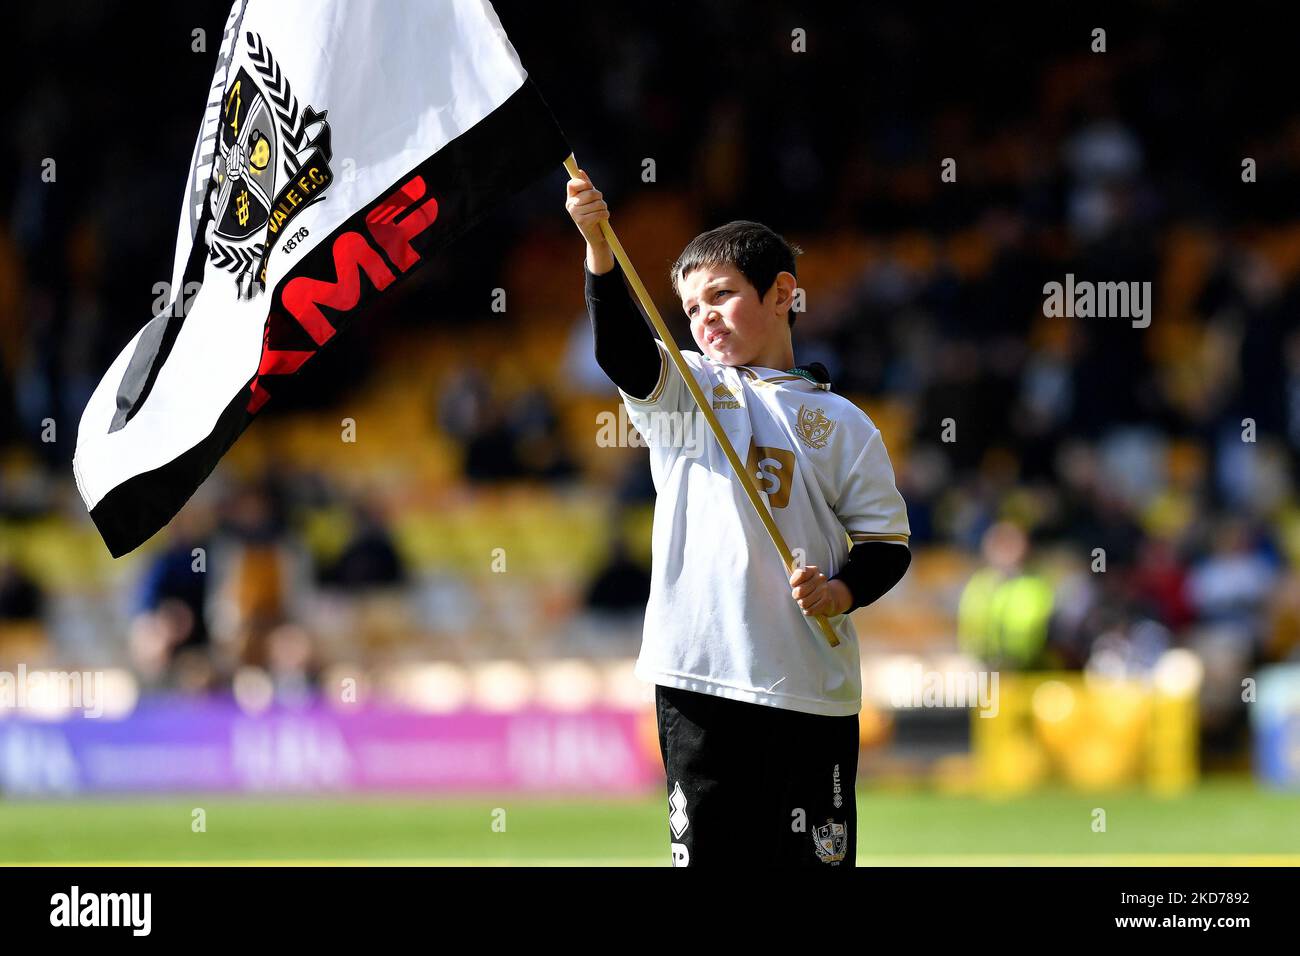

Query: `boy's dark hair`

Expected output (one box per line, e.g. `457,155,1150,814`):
670,220,803,329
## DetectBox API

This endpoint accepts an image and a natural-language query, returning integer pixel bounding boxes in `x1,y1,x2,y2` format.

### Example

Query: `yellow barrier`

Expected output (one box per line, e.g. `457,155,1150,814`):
972,671,1198,795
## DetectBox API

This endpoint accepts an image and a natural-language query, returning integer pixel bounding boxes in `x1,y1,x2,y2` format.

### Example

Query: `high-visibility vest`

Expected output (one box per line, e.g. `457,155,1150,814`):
957,568,1054,668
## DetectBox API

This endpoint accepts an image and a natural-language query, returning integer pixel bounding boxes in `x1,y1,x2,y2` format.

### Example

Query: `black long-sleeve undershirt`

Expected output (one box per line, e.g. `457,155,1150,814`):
834,541,911,613
582,258,910,612
584,261,662,400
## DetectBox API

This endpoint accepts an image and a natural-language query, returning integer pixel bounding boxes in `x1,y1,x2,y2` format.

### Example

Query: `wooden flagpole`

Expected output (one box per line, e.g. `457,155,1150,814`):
565,154,840,648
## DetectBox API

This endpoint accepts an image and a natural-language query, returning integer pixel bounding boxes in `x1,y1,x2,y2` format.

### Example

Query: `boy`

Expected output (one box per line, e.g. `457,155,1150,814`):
565,170,911,867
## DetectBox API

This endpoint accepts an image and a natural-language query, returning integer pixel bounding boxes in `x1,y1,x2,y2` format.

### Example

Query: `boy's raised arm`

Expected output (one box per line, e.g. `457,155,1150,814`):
566,169,663,401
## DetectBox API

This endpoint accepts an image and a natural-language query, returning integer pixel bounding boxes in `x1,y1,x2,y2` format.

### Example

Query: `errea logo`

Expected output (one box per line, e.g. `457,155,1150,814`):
712,382,741,409
832,763,842,809
669,780,690,838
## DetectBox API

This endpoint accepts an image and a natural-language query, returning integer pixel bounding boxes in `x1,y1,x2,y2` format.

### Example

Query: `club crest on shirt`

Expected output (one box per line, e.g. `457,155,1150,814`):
712,382,742,409
813,819,848,864
795,405,836,449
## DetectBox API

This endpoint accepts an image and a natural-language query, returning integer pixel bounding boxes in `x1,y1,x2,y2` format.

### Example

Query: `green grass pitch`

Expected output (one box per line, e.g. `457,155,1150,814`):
1,779,1297,865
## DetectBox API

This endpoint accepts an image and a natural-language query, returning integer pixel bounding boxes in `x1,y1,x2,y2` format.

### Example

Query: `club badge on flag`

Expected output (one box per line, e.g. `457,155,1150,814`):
72,0,569,557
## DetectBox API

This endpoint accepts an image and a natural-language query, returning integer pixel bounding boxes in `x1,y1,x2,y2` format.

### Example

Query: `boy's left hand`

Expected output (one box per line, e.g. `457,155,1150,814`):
789,565,852,617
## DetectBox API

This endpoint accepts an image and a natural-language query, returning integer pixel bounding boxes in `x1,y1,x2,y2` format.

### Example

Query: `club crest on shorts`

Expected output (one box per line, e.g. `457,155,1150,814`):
813,819,848,864
207,31,335,298
795,405,835,449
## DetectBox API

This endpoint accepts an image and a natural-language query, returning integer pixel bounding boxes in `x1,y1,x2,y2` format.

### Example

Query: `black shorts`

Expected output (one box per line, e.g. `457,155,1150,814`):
655,683,859,868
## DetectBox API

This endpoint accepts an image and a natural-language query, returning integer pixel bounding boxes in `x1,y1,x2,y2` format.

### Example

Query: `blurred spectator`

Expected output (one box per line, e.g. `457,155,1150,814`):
507,385,578,483
565,526,650,656
438,366,577,483
265,623,320,705
320,501,406,590
0,557,42,621
128,512,213,689
583,532,650,616
211,480,297,673
563,312,617,395
1131,536,1194,633
1264,567,1300,662
1186,520,1279,629
1061,106,1144,243
438,366,523,481
958,521,1057,670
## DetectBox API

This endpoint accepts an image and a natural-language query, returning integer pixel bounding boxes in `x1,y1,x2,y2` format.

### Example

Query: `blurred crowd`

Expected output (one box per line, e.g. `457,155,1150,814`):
2,3,1299,763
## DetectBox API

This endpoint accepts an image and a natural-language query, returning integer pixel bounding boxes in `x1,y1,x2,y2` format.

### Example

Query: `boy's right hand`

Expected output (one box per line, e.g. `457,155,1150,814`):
565,169,612,258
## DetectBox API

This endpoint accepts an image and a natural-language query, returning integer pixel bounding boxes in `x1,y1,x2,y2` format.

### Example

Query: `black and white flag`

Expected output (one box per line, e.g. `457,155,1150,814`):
73,0,568,556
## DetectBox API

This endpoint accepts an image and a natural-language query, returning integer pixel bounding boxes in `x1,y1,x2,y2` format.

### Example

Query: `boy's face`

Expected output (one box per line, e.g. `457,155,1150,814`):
678,263,795,367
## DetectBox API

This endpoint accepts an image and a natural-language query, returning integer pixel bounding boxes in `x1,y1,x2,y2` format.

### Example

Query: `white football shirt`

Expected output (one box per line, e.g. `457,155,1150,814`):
621,339,910,716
